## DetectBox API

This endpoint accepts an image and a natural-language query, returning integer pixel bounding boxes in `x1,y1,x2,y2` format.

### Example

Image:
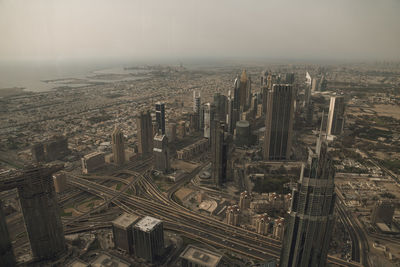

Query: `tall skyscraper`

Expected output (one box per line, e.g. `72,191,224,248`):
0,200,15,266
133,216,164,263
137,110,153,155
203,103,215,139
280,141,336,267
155,102,166,135
211,120,231,186
112,213,140,254
0,166,66,261
193,91,201,113
211,120,224,186
238,69,251,112
263,84,295,160
285,73,295,84
112,126,125,165
213,92,227,122
327,96,345,136
153,134,170,173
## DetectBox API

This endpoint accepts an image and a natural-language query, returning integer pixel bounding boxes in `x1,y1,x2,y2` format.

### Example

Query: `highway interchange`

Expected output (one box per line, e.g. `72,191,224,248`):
64,158,363,267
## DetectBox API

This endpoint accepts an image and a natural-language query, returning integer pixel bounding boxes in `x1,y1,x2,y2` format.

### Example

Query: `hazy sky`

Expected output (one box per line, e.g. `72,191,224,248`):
0,0,399,62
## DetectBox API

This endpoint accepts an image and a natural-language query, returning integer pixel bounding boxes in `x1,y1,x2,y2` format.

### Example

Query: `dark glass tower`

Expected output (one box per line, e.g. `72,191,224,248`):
280,141,336,267
263,84,295,160
155,102,165,135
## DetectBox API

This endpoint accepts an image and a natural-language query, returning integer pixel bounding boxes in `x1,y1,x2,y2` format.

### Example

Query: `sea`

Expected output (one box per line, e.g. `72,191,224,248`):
0,60,146,93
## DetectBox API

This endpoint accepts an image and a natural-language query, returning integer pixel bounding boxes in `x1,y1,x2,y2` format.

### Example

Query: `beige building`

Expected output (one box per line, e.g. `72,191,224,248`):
81,152,105,174
226,205,240,226
52,172,67,193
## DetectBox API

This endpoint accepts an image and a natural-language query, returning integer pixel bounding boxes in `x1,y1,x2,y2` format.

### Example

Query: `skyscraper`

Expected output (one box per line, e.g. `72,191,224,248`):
263,84,295,160
155,102,166,135
0,200,15,266
285,73,295,84
227,89,239,135
193,91,201,113
203,103,215,139
137,110,153,155
238,69,251,112
327,96,345,136
280,141,336,267
211,120,224,186
133,216,164,263
213,92,227,122
153,134,170,173
112,126,125,165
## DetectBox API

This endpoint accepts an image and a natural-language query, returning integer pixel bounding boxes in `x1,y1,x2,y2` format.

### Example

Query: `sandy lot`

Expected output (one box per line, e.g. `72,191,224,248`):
373,104,400,120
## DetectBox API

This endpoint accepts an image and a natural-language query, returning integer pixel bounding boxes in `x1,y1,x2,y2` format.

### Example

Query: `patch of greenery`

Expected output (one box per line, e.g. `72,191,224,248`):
116,183,122,190
60,210,72,217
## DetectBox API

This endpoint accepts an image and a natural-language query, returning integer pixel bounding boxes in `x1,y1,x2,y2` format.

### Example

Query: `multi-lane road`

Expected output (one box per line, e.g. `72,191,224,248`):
68,170,363,267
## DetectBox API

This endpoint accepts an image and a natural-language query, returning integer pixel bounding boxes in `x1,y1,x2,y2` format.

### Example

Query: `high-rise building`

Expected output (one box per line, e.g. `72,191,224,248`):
226,205,240,226
273,217,285,240
285,73,295,84
254,213,272,235
226,90,239,135
31,136,70,162
137,110,153,155
133,216,164,263
0,166,66,261
327,96,345,136
237,69,251,112
311,78,319,92
263,84,295,160
0,200,15,266
213,92,227,122
239,191,252,210
211,120,225,186
112,213,140,254
81,152,105,174
203,103,215,139
153,134,170,173
112,126,125,166
280,141,336,267
304,84,311,108
319,75,327,91
305,72,312,86
155,102,166,135
52,172,67,193
306,101,314,125
193,91,201,114
179,245,223,267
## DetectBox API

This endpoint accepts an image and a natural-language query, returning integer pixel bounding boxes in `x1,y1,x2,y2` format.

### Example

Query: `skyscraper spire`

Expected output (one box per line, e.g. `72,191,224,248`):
280,141,336,267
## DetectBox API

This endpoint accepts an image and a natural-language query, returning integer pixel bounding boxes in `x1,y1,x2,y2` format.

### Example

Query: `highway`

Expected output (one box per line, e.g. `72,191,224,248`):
335,189,369,267
68,174,363,267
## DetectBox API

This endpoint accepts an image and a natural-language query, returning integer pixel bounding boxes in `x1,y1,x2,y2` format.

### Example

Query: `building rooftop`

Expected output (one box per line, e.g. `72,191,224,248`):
179,245,222,267
83,151,104,159
91,252,131,267
67,258,89,267
112,213,140,230
135,216,162,232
